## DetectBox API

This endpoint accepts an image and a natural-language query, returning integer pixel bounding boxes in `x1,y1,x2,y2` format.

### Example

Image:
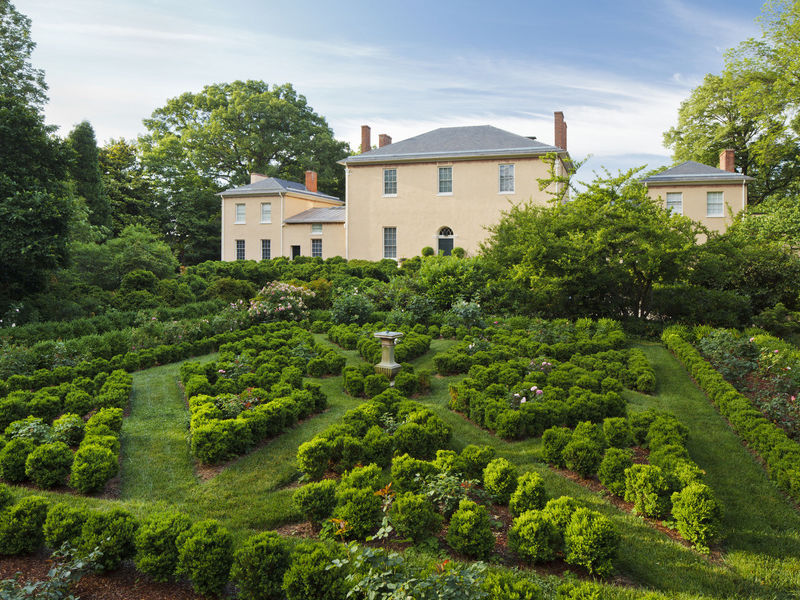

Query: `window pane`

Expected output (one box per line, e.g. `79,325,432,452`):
707,192,724,217
261,239,271,260
383,169,397,195
311,223,323,234
235,203,246,223
311,238,322,258
438,166,452,193
666,192,682,215
236,239,245,260
261,202,271,223
383,227,397,259
499,164,515,192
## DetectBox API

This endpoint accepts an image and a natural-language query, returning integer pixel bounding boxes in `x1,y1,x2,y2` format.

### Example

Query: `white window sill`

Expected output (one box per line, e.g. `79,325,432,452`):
383,194,397,198
437,192,453,196
260,221,272,224
706,214,724,218
234,221,246,225
498,190,515,195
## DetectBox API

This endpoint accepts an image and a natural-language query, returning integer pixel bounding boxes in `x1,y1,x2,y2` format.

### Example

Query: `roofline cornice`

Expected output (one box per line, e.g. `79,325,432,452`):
340,148,569,166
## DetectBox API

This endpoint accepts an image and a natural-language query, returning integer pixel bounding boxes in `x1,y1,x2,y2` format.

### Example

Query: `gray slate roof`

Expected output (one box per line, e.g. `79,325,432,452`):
219,176,341,202
342,125,564,165
284,207,345,224
643,161,753,184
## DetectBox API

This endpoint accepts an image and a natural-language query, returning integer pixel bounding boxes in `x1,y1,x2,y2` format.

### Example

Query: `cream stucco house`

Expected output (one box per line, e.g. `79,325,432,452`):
643,150,752,238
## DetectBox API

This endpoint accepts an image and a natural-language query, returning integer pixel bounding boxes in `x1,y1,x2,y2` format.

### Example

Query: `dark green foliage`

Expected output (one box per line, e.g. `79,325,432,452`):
293,480,338,524
43,503,88,549
0,437,34,482
231,531,291,600
340,464,383,490
508,510,560,563
25,441,73,488
624,464,672,518
0,484,11,511
628,410,659,446
598,448,634,496
68,120,110,228
482,571,542,600
458,445,496,481
602,417,633,448
541,427,573,467
176,519,234,596
562,437,603,478
671,483,722,553
332,486,382,540
483,457,518,504
446,499,495,559
86,407,123,433
52,413,85,446
390,492,443,542
80,507,138,571
364,373,389,398
564,508,619,577
64,390,93,416
282,541,348,600
0,496,48,555
391,453,437,493
393,422,438,460
541,496,580,532
134,512,192,582
509,472,548,516
69,443,118,494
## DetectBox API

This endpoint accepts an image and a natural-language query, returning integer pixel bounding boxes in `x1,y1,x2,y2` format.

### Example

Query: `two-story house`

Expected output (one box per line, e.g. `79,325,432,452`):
339,113,572,260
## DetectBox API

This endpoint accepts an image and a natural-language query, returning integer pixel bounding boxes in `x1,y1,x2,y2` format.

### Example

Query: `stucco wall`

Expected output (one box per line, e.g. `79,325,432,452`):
283,223,345,258
646,181,747,236
345,156,559,261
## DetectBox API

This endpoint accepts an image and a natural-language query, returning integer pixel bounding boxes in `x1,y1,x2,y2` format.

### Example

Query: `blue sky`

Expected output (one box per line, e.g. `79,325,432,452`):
18,0,764,179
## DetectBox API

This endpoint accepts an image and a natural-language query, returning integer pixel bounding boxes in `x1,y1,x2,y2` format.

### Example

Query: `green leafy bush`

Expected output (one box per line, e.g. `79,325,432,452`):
564,508,619,577
340,464,383,490
231,531,291,600
52,413,85,446
296,437,331,480
0,483,12,511
390,492,443,542
671,483,722,553
542,427,572,467
446,499,495,559
69,443,118,494
457,444,496,481
508,510,560,563
43,503,88,550
0,496,49,555
0,438,34,483
562,437,603,478
482,571,542,600
509,472,548,516
541,496,580,531
80,507,138,571
598,448,633,496
624,464,672,518
483,458,518,504
134,511,192,582
86,407,124,434
25,441,73,488
602,417,633,448
282,541,348,600
391,454,437,493
331,486,382,540
364,374,389,398
293,480,338,524
176,519,234,597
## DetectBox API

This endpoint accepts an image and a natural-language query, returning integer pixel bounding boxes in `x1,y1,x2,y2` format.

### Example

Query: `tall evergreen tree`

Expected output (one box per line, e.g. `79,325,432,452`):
68,121,110,230
0,0,47,107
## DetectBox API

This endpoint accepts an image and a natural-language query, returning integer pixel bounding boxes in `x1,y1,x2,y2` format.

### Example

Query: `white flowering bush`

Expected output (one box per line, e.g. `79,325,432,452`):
248,282,315,322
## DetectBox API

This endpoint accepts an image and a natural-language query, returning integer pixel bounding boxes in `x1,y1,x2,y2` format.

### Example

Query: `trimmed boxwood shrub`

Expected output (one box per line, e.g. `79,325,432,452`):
629,410,659,446
393,422,437,460
364,374,389,398
86,407,124,434
0,483,12,511
0,438,34,483
0,496,49,555
296,438,332,480
176,519,234,597
82,433,120,454
509,472,548,516
564,507,619,577
43,502,88,550
562,437,603,478
541,496,581,532
508,510,560,563
340,464,383,491
332,486,382,540
283,541,348,600
598,448,633,496
52,413,85,446
457,444,496,481
25,441,73,488
391,453,437,493
390,492,443,542
602,417,633,448
64,390,93,417
483,458,518,504
80,507,138,571
446,499,495,559
624,464,672,518
542,427,572,467
671,483,722,553
134,511,192,582
231,531,291,600
293,480,338,524
70,443,118,494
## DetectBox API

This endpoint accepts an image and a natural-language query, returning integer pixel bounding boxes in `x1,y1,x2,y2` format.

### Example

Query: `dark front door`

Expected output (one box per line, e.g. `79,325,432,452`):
291,245,301,259
438,237,453,256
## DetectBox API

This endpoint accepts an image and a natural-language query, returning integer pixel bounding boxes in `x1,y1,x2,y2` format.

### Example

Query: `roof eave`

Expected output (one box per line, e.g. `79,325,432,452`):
342,147,568,165
644,175,753,185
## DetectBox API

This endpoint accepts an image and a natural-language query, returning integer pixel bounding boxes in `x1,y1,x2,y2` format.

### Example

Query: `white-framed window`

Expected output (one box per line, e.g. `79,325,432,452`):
261,239,271,260
499,164,515,193
311,223,323,235
311,238,322,258
707,191,724,217
260,202,272,223
383,168,397,196
383,227,397,259
235,203,246,224
438,166,453,194
235,239,245,260
666,192,683,215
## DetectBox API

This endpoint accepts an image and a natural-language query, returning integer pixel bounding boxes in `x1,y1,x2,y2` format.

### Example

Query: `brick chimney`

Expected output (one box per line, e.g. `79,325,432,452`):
554,111,567,151
250,172,268,184
361,125,371,153
379,134,392,148
719,149,735,172
304,170,318,193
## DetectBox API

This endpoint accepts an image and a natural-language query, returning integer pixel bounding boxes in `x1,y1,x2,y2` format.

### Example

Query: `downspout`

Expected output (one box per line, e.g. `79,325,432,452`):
555,156,562,203
220,195,225,260
345,167,350,259
280,193,285,258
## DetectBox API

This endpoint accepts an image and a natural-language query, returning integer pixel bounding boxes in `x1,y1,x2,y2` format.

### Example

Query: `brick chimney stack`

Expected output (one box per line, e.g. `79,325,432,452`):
361,125,371,153
304,170,318,193
554,111,567,151
379,134,392,148
719,149,735,172
250,172,268,184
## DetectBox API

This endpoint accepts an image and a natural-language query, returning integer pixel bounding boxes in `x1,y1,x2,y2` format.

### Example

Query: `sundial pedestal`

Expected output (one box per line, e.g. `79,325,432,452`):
373,331,404,384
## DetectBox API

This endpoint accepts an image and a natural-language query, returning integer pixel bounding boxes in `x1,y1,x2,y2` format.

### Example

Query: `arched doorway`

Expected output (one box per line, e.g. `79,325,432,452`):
437,226,454,256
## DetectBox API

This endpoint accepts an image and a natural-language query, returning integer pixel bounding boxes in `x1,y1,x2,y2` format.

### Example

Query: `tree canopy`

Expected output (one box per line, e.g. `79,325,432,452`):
0,0,47,107
68,121,110,230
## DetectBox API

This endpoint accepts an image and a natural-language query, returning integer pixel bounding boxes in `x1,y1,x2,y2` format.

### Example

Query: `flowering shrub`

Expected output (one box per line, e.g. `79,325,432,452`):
248,282,315,322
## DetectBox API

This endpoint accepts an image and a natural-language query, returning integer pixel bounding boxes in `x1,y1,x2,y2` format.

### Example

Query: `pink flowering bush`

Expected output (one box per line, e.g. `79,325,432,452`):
248,282,315,322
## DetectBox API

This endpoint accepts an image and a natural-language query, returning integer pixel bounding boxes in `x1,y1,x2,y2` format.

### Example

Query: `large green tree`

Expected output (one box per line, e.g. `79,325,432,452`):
67,121,110,230
0,0,46,107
